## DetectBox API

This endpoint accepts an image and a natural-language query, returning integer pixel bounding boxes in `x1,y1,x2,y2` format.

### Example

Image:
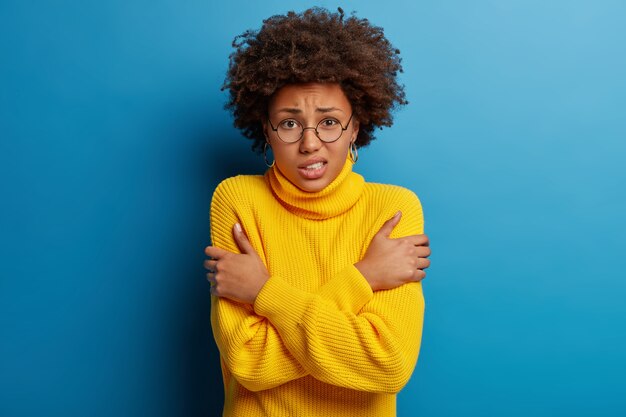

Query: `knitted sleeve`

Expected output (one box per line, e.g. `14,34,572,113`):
253,188,425,393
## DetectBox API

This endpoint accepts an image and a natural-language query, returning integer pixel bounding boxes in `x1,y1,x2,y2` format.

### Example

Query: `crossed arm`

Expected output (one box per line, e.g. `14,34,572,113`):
205,199,430,392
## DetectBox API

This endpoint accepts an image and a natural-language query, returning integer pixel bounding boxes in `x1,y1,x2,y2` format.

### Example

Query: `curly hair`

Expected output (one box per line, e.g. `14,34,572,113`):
222,7,407,153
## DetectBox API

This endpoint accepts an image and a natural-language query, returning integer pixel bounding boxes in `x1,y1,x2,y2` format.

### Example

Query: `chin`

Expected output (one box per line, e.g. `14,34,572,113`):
297,179,328,193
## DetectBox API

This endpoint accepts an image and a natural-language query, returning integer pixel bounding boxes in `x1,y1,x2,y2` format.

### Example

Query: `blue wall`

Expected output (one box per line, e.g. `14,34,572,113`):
1,1,625,416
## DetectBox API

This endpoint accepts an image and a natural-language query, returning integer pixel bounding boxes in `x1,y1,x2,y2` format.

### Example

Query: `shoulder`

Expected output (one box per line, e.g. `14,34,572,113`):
364,183,424,232
363,182,425,235
212,175,267,204
363,182,422,209
210,174,270,217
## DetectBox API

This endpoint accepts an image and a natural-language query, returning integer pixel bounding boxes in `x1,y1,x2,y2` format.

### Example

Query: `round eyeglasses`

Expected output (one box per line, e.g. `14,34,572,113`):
268,113,354,144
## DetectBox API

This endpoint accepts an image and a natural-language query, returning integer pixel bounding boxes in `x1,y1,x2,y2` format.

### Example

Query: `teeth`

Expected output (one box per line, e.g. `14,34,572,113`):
305,162,324,169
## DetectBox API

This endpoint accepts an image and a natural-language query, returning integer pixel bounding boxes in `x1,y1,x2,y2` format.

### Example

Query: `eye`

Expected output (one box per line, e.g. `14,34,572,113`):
279,119,301,130
319,118,339,129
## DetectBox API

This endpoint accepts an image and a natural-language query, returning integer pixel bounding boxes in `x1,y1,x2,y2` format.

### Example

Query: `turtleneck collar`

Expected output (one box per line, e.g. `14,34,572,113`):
265,157,365,220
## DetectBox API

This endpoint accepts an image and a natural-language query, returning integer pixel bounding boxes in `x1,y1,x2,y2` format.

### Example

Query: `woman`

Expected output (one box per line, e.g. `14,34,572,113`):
204,7,431,417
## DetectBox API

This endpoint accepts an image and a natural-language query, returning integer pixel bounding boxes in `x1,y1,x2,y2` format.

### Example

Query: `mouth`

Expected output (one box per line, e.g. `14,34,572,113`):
297,160,328,180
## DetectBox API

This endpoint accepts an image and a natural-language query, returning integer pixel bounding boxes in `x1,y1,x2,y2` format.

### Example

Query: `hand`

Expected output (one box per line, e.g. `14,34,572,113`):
204,223,270,304
355,211,431,291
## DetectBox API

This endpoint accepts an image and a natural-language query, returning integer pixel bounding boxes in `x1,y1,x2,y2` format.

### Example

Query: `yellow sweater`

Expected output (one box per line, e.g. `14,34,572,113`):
210,157,425,417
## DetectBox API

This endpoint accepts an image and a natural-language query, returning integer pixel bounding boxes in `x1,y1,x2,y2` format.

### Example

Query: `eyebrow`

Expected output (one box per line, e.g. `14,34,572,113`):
317,107,344,114
275,107,345,115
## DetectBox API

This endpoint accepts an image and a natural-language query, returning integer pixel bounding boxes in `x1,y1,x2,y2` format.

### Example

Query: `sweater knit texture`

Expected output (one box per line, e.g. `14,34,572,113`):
209,157,425,417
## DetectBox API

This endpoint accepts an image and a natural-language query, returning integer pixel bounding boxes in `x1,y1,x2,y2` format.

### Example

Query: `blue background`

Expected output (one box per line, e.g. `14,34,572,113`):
1,1,625,416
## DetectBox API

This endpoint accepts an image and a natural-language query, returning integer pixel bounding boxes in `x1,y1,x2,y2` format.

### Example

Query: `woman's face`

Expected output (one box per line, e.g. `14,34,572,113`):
263,83,359,192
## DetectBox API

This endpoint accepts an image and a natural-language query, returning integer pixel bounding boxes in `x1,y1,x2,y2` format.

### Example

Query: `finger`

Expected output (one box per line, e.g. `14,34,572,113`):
206,272,216,284
233,223,255,255
203,259,218,272
414,269,426,282
205,246,228,259
377,211,402,238
415,246,431,258
416,257,431,270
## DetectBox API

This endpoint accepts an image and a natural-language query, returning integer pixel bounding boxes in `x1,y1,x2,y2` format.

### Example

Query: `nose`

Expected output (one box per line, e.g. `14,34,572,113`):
299,127,322,153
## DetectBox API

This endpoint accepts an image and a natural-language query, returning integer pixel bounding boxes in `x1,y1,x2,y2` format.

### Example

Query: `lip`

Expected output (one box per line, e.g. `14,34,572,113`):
297,158,328,180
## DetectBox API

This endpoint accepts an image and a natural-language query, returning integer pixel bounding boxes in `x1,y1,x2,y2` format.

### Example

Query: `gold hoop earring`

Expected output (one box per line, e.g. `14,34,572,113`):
349,141,359,163
263,143,275,167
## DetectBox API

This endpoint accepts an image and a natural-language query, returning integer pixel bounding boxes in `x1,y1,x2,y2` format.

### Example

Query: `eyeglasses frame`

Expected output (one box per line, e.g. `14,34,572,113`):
267,112,354,144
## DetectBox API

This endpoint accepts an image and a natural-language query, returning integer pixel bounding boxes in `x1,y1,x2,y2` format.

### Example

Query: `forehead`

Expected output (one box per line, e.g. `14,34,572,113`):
269,83,351,111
